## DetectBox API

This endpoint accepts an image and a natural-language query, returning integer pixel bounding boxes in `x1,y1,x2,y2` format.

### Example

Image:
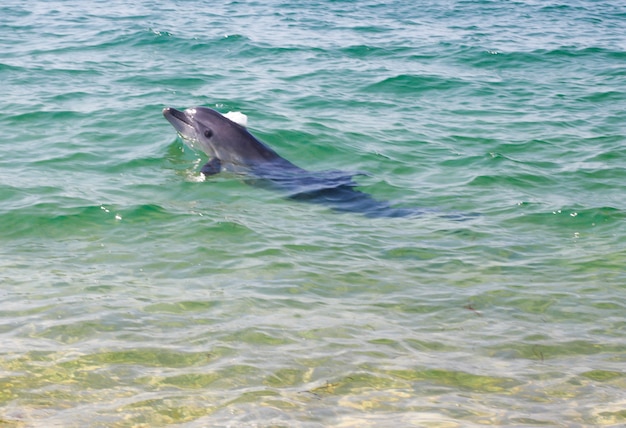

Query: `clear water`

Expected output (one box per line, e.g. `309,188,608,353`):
1,1,625,426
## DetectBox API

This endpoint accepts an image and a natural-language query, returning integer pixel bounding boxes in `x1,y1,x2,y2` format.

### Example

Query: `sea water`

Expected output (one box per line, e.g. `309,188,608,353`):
1,1,625,426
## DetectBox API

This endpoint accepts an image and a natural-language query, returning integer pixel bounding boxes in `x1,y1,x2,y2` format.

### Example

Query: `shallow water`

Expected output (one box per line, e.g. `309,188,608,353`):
1,0,626,426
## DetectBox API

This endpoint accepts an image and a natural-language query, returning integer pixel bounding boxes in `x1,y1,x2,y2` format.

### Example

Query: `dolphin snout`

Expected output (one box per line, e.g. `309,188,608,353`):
163,107,192,126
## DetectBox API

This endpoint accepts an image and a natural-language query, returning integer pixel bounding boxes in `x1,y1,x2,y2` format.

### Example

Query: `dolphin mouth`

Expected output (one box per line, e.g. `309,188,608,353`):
163,107,192,126
163,107,195,140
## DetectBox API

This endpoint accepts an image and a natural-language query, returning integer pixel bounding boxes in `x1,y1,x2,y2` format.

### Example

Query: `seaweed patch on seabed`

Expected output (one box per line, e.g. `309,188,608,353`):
533,345,545,362
464,303,483,317
301,378,354,399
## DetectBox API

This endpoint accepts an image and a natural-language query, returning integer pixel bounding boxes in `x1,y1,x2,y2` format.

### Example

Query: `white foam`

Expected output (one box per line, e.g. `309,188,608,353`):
188,172,206,182
223,111,248,127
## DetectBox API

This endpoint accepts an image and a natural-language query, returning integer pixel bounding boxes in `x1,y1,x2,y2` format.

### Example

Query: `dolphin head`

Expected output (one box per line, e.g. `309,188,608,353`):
163,106,280,168
163,107,238,160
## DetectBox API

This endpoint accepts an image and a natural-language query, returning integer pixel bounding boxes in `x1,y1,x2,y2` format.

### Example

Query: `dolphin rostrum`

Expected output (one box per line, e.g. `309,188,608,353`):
163,106,419,217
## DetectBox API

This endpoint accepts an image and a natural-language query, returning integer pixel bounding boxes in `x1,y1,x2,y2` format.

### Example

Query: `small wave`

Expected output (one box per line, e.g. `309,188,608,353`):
4,109,91,124
0,62,26,72
338,44,401,59
366,73,468,94
472,46,626,71
467,173,559,189
0,203,173,240
507,206,626,228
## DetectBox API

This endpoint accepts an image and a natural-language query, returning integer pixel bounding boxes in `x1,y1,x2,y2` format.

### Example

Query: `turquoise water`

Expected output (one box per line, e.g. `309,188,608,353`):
2,0,626,426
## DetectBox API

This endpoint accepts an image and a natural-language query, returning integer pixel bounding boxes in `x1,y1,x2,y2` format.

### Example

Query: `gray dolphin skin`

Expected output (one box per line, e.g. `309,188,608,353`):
163,106,419,217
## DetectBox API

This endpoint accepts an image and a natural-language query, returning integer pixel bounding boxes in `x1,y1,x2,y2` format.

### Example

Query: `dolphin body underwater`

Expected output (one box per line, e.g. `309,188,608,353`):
163,106,421,218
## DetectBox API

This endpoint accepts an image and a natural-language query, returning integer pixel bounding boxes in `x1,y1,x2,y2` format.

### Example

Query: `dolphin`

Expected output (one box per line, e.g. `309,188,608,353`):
163,106,420,217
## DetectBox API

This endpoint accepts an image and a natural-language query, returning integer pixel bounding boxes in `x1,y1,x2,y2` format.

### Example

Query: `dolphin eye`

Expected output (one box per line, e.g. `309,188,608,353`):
204,129,213,138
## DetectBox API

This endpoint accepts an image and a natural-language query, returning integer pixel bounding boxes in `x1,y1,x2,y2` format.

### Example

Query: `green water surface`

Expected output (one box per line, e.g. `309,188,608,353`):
1,0,625,426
